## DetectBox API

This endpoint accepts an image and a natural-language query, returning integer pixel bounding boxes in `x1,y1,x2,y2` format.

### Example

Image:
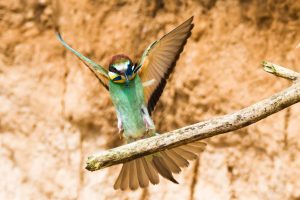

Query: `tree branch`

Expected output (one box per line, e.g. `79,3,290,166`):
262,61,300,81
86,61,300,171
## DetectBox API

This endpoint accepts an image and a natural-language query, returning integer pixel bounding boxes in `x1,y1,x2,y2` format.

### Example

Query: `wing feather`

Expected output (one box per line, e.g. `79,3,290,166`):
138,17,194,114
56,32,109,90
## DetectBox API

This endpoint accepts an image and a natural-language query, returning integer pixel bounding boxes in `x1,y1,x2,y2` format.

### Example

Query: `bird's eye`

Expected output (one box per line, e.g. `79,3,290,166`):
109,66,120,74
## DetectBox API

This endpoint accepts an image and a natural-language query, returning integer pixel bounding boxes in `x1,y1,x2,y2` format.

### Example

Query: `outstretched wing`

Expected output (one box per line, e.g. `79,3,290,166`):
56,32,109,90
138,17,194,114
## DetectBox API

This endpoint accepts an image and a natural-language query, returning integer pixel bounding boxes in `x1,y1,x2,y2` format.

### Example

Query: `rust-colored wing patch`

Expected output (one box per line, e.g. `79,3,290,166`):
139,17,194,114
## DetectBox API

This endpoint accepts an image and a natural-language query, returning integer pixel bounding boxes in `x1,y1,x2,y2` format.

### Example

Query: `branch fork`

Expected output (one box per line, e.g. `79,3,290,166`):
86,61,300,171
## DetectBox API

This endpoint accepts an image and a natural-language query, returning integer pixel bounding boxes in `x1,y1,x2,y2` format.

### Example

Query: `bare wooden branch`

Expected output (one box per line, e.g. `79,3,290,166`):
86,62,300,171
262,61,300,81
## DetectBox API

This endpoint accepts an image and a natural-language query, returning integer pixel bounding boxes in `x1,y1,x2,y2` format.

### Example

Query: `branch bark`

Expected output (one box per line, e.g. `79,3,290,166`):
86,61,300,171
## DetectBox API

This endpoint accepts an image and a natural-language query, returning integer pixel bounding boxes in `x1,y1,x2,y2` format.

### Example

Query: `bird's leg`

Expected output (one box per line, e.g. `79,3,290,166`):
143,117,149,130
141,105,155,135
116,110,124,135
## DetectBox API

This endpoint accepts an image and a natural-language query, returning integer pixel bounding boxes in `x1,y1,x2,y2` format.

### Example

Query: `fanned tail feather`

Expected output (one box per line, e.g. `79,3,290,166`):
113,141,206,190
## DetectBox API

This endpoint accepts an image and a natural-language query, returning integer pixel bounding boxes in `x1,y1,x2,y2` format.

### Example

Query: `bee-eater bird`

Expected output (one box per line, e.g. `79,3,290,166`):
57,16,206,190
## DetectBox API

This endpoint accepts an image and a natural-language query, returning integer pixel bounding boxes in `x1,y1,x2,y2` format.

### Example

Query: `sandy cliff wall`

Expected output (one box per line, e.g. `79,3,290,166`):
1,0,300,199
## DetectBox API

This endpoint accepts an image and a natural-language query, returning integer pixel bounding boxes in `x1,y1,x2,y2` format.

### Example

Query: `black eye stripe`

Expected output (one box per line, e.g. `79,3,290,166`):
109,66,121,74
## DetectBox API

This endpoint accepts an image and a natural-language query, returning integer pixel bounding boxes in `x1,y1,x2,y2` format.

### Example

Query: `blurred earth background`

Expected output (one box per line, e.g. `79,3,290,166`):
1,0,300,199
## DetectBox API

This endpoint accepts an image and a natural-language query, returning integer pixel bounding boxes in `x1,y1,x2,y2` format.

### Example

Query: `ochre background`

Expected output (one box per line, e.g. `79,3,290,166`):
1,0,300,199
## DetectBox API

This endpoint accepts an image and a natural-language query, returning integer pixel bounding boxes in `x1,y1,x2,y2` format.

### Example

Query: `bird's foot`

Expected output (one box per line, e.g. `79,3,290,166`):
118,120,124,136
143,117,150,131
118,128,124,139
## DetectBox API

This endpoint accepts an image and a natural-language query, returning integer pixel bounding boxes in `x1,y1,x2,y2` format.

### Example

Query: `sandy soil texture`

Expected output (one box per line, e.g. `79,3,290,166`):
1,0,300,199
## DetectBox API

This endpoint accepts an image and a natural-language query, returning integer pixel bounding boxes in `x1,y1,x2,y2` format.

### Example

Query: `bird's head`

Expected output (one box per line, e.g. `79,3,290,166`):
108,54,139,84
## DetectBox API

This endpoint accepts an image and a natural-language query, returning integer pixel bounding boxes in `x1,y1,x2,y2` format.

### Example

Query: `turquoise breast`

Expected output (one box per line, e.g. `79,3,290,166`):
109,76,147,140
